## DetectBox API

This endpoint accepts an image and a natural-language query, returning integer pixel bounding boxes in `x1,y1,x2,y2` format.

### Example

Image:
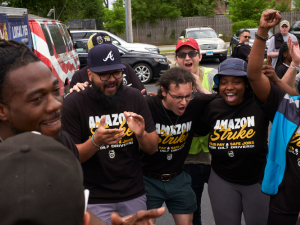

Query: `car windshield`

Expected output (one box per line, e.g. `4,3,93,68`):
248,30,273,39
116,45,129,52
186,30,218,39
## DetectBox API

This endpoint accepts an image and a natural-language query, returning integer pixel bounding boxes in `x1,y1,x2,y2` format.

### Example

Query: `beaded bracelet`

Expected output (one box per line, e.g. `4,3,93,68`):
255,32,269,41
92,132,102,148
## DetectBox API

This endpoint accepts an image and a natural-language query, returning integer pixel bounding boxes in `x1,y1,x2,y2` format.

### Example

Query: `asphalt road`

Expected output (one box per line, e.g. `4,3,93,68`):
145,57,247,225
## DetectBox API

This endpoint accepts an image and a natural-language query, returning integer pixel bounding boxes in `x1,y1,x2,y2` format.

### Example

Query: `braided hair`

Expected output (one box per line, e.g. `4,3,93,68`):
0,39,40,103
275,42,289,72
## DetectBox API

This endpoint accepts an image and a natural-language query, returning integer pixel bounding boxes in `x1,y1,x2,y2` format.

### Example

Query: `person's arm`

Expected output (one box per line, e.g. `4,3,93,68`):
262,56,299,96
247,9,281,103
192,73,211,94
123,62,146,92
111,207,165,225
124,111,158,155
281,36,300,88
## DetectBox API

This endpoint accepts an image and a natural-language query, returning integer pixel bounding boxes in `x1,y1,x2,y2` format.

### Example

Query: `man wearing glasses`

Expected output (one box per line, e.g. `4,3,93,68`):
268,20,297,68
141,66,214,225
232,29,252,63
174,38,215,225
62,43,159,224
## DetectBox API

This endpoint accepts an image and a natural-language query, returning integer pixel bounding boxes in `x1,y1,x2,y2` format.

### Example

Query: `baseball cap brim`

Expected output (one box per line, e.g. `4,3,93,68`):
214,70,247,85
89,63,126,73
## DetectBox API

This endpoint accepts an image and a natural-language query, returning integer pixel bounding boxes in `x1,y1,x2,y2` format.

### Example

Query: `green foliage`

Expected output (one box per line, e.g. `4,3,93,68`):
231,20,258,34
132,0,181,25
170,29,176,39
293,0,300,12
193,0,217,17
103,0,126,34
2,0,104,23
226,0,275,24
274,0,291,12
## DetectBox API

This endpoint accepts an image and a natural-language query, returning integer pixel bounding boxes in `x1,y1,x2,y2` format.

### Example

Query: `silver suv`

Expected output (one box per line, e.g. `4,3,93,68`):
179,27,227,62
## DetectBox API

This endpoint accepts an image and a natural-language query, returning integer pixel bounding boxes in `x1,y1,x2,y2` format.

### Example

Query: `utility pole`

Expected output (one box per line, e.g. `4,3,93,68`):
125,0,133,43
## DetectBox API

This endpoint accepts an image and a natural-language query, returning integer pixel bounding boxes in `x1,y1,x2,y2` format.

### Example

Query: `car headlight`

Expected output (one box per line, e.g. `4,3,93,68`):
154,58,167,63
146,48,159,53
218,43,227,49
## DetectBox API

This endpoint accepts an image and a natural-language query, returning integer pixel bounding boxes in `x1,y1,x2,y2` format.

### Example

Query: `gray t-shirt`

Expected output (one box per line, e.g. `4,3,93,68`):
267,33,297,68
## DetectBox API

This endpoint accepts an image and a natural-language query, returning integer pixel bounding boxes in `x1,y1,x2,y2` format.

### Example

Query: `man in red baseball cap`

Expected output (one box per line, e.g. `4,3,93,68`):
175,38,217,225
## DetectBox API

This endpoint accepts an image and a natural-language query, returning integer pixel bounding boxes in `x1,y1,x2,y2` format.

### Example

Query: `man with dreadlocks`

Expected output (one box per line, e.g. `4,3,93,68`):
0,39,165,225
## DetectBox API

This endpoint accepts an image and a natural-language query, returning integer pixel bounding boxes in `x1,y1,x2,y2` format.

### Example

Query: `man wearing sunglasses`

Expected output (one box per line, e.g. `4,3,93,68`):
62,43,159,224
173,38,215,225
268,20,297,68
232,29,252,63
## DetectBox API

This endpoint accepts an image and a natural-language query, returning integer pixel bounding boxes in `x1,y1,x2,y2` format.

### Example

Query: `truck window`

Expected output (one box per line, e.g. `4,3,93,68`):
40,24,54,56
59,24,72,51
48,24,67,54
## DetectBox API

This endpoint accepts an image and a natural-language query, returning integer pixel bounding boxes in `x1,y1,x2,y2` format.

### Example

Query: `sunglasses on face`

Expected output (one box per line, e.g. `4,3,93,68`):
94,70,123,81
281,25,288,28
243,36,251,39
176,51,199,59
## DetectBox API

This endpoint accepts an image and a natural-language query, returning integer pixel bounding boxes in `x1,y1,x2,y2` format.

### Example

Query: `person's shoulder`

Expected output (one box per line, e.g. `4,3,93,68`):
64,86,91,103
123,85,142,95
194,93,217,104
288,32,297,39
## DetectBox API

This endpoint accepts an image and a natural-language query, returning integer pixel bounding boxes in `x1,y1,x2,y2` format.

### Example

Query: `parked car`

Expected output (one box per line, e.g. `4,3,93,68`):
74,39,169,84
0,6,80,95
230,28,273,58
70,30,160,54
289,21,300,42
179,27,227,62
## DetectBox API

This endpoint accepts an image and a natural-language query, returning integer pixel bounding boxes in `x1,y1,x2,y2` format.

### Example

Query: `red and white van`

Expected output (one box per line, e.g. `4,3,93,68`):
0,6,80,95
29,15,80,94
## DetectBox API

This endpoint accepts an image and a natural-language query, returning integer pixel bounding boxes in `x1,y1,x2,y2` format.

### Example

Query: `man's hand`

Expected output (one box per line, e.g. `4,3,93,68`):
259,9,281,30
93,116,124,146
70,81,89,93
111,207,165,225
287,36,300,66
124,111,145,137
192,73,211,94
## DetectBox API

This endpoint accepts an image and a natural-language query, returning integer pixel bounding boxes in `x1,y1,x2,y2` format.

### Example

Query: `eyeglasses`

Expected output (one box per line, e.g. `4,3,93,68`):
281,25,288,28
167,91,195,102
176,51,199,59
95,70,123,81
243,36,251,39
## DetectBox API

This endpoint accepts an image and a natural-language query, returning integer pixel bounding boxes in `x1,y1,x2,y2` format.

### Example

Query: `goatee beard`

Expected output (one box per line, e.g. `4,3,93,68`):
91,79,123,109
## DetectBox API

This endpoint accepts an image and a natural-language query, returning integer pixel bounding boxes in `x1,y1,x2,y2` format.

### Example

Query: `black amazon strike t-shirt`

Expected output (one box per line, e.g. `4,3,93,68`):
255,81,300,215
141,93,215,174
62,86,155,204
196,94,269,185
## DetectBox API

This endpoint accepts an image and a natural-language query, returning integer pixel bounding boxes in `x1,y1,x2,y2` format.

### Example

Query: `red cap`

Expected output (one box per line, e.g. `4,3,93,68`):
175,38,200,52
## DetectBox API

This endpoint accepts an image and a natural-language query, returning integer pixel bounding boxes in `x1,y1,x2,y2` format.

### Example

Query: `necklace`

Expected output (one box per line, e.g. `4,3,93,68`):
161,101,179,129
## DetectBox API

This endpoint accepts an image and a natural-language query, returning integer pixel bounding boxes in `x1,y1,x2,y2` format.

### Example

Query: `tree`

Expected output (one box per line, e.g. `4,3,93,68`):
293,0,300,12
103,0,125,34
274,0,291,12
226,0,275,24
131,0,181,25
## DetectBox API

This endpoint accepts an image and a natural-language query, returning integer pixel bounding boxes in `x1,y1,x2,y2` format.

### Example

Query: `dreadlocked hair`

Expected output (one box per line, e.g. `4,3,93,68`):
0,39,40,103
275,42,289,72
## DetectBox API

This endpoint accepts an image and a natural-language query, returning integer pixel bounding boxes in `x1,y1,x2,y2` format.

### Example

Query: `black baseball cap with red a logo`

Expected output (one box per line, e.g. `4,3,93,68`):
87,44,125,73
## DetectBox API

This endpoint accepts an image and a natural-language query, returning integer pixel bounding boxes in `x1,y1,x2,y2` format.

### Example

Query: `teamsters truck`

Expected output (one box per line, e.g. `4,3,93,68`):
0,6,80,95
